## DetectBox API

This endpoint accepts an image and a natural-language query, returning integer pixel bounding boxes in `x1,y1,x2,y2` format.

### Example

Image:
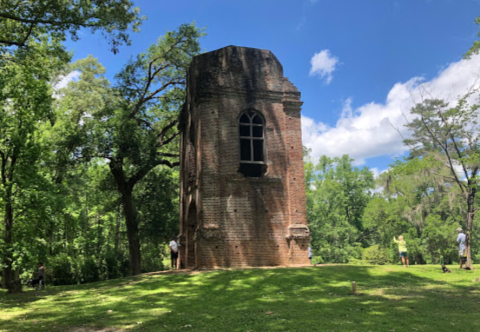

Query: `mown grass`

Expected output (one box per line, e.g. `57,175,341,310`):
1,265,479,332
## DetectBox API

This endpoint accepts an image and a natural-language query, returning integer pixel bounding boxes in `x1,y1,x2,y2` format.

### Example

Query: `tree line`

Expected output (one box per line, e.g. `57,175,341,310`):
306,93,479,267
0,1,203,292
1,2,479,293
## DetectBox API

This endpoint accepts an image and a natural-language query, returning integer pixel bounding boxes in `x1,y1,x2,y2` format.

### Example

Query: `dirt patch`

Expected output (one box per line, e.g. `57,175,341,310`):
313,264,337,267
375,288,385,296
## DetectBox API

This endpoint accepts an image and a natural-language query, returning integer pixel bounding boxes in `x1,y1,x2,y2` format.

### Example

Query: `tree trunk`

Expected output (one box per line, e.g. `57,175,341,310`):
114,206,121,253
465,189,475,269
414,253,426,265
121,188,142,275
109,160,145,276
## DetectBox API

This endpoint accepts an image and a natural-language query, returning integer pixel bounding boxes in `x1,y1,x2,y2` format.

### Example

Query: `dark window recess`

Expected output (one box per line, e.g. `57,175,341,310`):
239,125,250,137
253,140,264,161
252,126,263,137
240,114,250,123
238,110,266,177
239,163,266,177
240,139,251,161
252,114,263,124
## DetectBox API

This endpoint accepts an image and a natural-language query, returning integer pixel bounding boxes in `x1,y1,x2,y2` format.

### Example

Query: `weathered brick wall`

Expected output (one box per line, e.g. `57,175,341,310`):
179,46,309,269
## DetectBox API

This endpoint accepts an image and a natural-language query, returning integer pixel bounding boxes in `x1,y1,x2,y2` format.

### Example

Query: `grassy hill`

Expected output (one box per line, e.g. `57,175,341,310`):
1,265,479,332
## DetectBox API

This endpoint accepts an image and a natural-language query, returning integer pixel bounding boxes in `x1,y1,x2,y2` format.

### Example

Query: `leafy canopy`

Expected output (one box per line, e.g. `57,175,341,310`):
0,0,144,53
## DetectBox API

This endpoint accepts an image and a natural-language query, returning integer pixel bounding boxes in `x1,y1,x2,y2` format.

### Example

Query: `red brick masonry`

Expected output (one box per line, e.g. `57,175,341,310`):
179,46,310,269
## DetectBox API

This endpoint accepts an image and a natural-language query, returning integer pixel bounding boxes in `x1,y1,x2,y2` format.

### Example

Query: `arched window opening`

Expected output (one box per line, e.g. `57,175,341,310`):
239,111,266,177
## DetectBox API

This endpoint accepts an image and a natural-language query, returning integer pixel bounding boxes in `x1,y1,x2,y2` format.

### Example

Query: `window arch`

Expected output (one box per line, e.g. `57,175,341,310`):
238,110,266,176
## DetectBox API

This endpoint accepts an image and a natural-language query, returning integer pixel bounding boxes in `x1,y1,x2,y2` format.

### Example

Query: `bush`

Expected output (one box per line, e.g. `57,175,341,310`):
362,245,388,265
310,256,324,265
104,252,129,280
48,253,77,285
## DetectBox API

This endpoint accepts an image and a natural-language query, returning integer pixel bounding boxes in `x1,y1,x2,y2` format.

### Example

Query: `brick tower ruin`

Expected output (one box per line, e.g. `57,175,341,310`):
179,46,309,269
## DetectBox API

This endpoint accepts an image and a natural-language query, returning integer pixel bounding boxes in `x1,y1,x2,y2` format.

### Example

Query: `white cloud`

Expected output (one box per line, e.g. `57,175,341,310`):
309,50,339,84
370,167,389,179
370,167,380,179
302,54,480,165
53,70,81,90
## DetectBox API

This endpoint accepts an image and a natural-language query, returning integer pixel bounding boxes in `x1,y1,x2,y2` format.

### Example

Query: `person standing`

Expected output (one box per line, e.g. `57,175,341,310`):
456,228,466,269
393,236,409,267
169,237,179,270
37,262,46,290
308,246,312,264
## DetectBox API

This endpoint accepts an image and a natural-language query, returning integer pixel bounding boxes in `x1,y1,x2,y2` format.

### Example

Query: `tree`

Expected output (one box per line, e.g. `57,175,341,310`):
365,165,463,264
0,38,68,291
0,0,144,53
56,23,204,275
403,97,480,268
0,1,145,291
305,153,374,263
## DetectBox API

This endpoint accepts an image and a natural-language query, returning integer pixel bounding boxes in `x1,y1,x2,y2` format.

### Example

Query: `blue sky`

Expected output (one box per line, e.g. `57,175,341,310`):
64,0,480,175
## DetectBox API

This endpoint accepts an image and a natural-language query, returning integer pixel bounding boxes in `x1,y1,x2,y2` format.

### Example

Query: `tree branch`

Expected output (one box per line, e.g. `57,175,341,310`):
419,113,466,193
157,119,178,146
157,152,180,158
0,12,100,28
437,110,470,180
160,131,180,147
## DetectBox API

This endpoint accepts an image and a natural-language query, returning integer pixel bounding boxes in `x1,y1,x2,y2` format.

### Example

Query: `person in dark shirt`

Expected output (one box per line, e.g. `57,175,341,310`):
37,262,46,290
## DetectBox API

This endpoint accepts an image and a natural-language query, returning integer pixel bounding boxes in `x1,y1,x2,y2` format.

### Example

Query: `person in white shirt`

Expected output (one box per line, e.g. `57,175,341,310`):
169,237,179,270
456,228,466,269
308,247,312,263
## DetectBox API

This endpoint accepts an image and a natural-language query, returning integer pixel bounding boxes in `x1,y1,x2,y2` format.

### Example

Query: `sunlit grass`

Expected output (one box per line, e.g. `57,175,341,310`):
1,265,479,332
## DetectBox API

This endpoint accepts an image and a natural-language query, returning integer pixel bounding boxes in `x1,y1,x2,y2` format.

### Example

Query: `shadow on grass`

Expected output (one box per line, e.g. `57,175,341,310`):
1,265,479,332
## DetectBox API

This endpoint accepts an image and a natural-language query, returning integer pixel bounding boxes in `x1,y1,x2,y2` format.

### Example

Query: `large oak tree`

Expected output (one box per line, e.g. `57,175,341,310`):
56,23,204,275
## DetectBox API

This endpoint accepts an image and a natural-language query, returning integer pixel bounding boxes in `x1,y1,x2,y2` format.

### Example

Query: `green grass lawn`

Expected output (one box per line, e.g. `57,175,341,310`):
1,265,479,332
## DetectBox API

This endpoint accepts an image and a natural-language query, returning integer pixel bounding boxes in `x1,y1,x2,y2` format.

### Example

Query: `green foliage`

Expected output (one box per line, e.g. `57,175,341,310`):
53,22,204,275
362,245,388,265
305,153,374,263
0,1,202,286
0,35,70,288
421,214,459,264
401,95,479,268
464,16,480,59
0,0,144,53
362,153,480,266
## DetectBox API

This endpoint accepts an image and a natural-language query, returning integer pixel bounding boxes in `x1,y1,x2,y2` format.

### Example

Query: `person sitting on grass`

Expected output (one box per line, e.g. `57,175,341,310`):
393,235,409,268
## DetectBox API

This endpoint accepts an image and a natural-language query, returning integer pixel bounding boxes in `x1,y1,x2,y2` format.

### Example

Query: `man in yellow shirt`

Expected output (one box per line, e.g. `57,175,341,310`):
393,236,409,267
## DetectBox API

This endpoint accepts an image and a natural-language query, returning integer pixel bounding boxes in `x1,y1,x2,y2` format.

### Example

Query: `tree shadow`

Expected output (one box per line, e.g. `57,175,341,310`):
0,265,479,332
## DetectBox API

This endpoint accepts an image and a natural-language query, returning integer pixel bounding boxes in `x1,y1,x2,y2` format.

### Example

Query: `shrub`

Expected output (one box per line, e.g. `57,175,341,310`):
362,245,388,265
48,253,77,285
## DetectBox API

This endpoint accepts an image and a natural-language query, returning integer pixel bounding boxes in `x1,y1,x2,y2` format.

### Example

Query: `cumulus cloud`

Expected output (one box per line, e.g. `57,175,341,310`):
370,167,390,179
309,50,339,84
302,54,480,165
370,167,380,179
53,70,81,90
